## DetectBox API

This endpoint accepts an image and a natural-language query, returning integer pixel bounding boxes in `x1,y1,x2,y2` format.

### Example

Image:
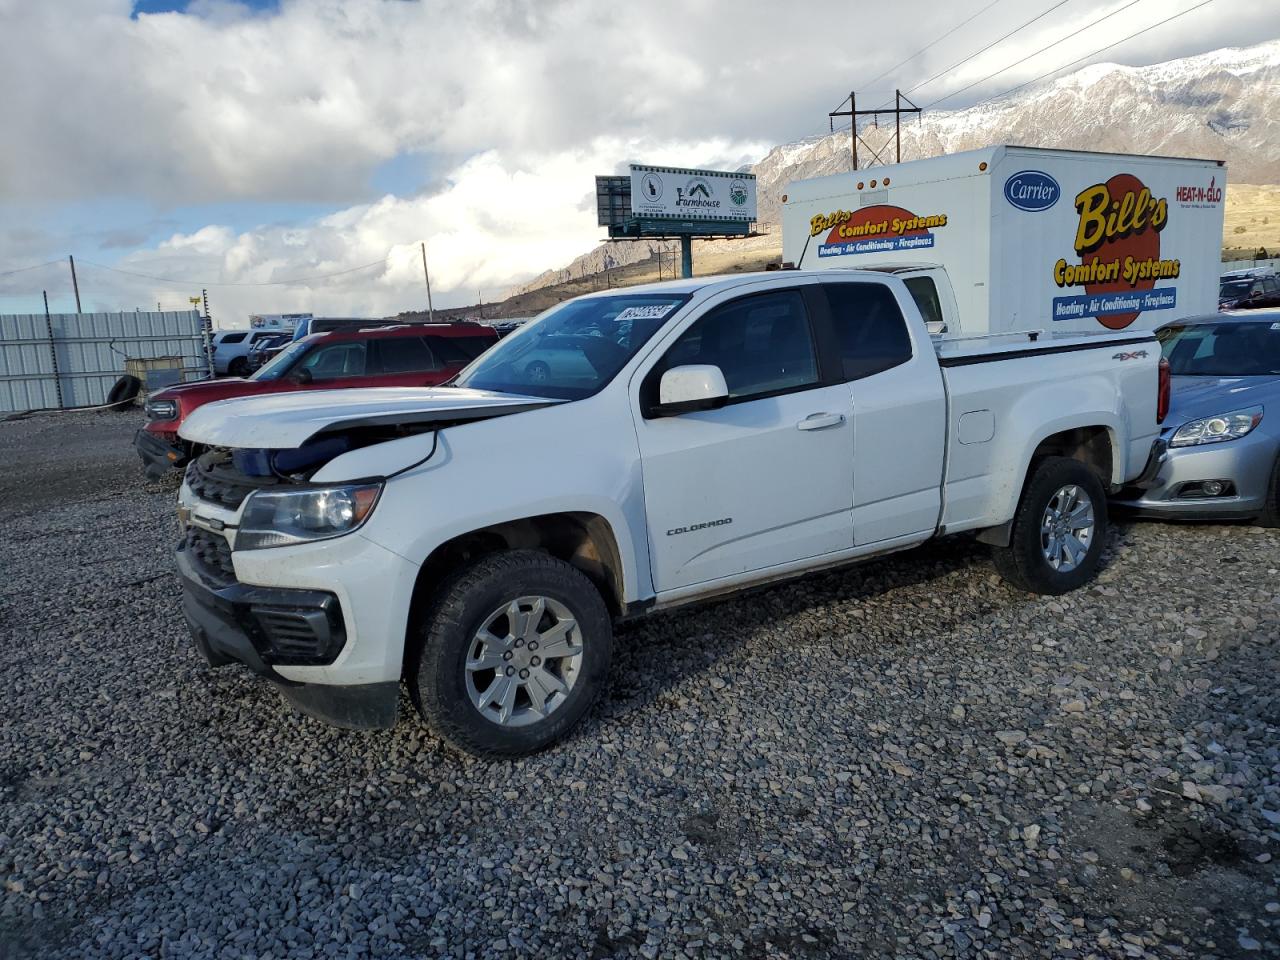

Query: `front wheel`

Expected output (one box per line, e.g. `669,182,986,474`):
409,550,612,757
992,456,1108,595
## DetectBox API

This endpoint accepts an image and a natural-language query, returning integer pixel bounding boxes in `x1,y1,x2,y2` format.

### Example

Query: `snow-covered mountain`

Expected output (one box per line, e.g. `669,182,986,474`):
753,39,1280,223
508,40,1280,297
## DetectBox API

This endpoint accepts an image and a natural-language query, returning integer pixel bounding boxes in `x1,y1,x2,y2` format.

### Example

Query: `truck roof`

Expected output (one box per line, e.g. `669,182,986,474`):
574,268,907,299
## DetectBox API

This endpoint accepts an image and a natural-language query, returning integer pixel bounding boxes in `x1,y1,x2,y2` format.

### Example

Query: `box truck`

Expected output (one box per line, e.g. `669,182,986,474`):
781,145,1225,337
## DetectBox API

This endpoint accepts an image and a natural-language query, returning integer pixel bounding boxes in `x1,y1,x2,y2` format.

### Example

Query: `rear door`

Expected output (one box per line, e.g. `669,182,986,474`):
819,280,946,546
368,336,446,385
632,283,856,593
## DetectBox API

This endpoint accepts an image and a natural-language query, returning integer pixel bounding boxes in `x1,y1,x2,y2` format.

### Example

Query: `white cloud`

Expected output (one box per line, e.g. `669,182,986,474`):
92,135,767,321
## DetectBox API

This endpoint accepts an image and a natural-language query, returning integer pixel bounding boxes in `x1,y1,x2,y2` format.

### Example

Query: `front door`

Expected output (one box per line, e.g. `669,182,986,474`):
632,287,855,593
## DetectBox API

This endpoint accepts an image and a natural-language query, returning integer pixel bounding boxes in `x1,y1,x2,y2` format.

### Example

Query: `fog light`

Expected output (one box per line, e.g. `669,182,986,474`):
1202,480,1224,496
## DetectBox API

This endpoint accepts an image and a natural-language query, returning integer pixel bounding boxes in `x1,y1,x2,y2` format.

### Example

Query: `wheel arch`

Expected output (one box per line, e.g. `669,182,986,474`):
404,511,627,673
976,422,1119,547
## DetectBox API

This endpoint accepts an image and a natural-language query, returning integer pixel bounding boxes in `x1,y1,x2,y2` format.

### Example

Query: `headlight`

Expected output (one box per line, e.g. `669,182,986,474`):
145,398,178,421
1168,406,1263,447
236,483,382,550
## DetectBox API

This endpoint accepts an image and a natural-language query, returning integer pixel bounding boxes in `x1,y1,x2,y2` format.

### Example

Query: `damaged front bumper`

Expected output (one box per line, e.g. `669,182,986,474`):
176,539,399,729
135,428,189,478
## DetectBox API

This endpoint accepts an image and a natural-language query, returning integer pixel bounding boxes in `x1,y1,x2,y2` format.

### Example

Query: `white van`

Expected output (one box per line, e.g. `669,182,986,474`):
782,145,1225,337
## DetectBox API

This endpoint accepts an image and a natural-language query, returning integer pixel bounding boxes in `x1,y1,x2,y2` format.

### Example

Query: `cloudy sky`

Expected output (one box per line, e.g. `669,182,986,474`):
0,0,1274,324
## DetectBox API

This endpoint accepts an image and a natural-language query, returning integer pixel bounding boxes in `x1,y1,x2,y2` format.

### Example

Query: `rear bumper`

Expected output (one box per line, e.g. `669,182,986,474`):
176,541,398,729
135,427,189,477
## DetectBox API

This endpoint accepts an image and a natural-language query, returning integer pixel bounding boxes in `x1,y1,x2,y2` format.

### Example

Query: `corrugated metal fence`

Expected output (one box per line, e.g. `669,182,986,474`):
0,310,211,413
1221,258,1280,273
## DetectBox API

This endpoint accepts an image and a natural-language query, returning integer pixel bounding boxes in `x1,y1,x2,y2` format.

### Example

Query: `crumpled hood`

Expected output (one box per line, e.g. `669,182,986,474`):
1165,375,1280,428
179,386,557,448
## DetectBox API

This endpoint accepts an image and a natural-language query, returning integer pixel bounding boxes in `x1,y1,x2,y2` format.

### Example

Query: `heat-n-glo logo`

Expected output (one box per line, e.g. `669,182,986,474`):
1004,170,1060,212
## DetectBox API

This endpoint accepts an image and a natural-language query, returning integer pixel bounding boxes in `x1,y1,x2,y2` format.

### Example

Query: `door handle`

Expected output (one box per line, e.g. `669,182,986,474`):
797,412,845,431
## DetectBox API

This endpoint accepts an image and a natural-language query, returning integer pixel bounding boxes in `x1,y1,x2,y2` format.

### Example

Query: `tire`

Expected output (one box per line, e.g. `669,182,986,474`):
992,456,1109,595
409,550,613,758
526,361,550,384
1257,452,1280,528
106,375,141,408
228,357,251,378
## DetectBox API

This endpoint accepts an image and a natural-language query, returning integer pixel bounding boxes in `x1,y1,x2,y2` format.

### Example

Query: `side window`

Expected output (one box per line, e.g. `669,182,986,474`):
429,336,491,365
659,290,819,402
902,276,944,331
822,282,913,380
220,332,247,345
299,342,367,380
373,337,439,374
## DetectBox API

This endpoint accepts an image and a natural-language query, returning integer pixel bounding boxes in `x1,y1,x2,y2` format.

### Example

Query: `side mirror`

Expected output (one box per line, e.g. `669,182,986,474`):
926,320,948,336
291,367,314,385
652,364,729,417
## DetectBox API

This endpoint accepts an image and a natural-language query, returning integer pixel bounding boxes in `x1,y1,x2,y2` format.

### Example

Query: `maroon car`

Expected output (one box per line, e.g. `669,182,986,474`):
136,322,497,476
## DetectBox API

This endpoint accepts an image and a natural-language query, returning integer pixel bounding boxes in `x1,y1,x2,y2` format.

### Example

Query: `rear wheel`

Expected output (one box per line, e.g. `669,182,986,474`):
409,550,612,757
992,456,1108,595
228,356,250,377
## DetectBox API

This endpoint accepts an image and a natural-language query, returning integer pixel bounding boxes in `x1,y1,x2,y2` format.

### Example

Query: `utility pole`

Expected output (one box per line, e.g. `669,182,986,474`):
477,290,484,320
828,88,921,171
420,241,435,322
44,290,63,409
68,255,82,313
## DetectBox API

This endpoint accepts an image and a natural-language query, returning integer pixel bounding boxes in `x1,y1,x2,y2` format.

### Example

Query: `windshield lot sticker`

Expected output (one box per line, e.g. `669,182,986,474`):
616,304,676,321
812,205,948,258
1051,173,1179,330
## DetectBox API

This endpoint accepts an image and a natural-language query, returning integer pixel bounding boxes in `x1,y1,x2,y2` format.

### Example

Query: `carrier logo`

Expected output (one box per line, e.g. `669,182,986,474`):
1004,170,1060,212
1176,176,1223,208
667,517,733,536
811,204,948,258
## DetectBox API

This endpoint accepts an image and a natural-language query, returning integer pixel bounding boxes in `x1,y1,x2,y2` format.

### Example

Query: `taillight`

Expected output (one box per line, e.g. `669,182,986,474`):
1157,357,1171,424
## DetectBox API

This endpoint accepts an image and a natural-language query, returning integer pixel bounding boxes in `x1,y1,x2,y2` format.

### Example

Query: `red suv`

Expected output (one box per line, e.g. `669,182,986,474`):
136,322,497,476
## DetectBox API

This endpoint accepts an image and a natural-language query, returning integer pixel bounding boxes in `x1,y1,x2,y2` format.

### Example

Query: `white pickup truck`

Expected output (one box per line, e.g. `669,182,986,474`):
175,270,1166,756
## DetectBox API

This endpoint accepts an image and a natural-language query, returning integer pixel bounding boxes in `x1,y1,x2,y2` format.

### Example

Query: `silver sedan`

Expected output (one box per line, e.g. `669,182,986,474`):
1112,311,1280,524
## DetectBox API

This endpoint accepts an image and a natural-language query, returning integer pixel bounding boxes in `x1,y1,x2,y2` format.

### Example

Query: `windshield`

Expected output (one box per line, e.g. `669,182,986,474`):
1220,280,1252,298
454,293,691,399
1157,321,1280,377
249,340,310,381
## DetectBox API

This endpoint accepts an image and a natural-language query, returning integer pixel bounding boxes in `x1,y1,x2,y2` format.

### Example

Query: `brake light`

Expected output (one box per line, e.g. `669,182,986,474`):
1157,357,1171,424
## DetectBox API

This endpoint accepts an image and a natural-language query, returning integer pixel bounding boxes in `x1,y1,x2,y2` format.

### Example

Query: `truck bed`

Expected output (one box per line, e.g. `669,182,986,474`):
934,328,1154,366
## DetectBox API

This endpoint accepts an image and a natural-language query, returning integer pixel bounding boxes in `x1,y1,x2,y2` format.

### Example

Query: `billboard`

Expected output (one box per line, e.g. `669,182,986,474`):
629,164,757,223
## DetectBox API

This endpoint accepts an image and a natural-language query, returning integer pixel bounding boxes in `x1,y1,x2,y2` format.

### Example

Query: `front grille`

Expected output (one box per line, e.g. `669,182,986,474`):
185,526,236,585
185,453,277,510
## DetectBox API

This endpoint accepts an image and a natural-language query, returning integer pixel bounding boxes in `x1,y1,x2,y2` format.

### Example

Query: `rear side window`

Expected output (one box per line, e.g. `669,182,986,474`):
430,335,493,365
903,276,943,330
219,332,247,345
299,342,367,380
659,289,818,401
373,337,440,374
821,283,912,380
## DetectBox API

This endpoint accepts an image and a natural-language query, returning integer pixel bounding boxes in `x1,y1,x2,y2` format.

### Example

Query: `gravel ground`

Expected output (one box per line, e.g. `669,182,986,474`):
1,410,1278,960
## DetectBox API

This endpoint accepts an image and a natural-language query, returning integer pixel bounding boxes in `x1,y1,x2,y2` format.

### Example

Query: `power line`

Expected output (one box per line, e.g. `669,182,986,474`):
76,255,392,287
856,0,1006,95
0,259,63,279
959,0,1219,112
925,0,1146,108
899,0,1076,99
